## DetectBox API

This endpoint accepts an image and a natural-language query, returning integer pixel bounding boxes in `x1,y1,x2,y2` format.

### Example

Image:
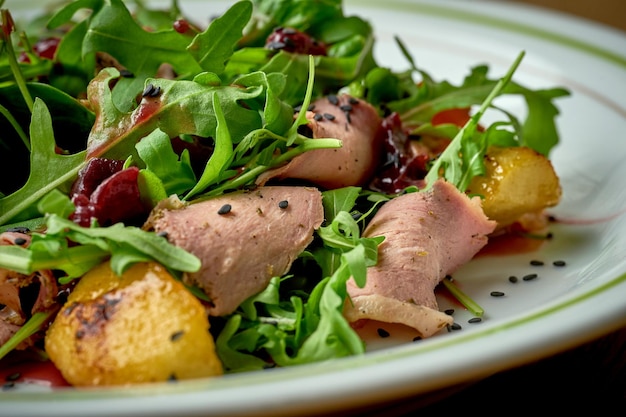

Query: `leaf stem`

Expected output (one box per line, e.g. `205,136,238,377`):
442,276,484,317
201,137,341,198
1,10,35,114
0,309,57,361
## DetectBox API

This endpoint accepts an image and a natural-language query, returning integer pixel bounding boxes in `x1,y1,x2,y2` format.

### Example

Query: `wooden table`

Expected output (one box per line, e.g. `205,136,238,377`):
510,0,626,32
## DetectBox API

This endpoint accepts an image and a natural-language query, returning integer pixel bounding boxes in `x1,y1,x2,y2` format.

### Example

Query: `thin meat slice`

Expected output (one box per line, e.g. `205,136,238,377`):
0,231,58,348
146,186,324,316
257,94,383,189
344,180,496,337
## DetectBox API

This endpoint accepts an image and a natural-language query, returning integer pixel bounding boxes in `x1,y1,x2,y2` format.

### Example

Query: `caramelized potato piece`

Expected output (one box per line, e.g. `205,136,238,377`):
45,261,222,386
466,146,561,228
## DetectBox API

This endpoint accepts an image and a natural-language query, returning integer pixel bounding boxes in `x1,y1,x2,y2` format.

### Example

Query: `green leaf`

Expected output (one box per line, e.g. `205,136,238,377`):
45,215,201,276
184,94,234,199
135,128,196,195
424,51,526,191
85,69,263,160
80,0,203,110
37,189,75,219
0,98,86,226
322,187,361,223
187,0,253,76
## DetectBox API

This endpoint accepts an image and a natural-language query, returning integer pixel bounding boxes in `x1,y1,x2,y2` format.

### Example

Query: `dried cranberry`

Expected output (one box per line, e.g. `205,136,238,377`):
88,167,147,226
69,159,147,227
370,113,429,194
173,19,190,34
33,37,61,60
71,158,125,199
265,27,327,56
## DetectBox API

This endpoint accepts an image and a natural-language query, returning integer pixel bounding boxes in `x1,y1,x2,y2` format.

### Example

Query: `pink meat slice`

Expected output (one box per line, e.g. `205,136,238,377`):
148,186,324,316
344,179,496,337
0,231,58,348
257,94,383,189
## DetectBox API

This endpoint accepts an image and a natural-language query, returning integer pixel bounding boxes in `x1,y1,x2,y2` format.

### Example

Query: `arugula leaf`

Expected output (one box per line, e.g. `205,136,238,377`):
54,0,203,111
187,0,252,76
135,128,196,196
0,214,201,282
424,51,525,191
184,93,233,199
85,68,264,160
0,98,86,226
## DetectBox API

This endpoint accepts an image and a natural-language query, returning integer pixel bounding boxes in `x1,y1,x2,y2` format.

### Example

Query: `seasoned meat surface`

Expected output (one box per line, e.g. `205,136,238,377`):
344,180,496,337
257,94,383,189
148,186,324,316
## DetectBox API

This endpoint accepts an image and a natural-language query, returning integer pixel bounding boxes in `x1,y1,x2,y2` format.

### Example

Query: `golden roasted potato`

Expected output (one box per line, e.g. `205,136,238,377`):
466,146,561,228
45,261,222,386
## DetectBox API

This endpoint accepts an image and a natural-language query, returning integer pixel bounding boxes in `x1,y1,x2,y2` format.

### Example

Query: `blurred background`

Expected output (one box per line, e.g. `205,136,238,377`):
510,0,626,31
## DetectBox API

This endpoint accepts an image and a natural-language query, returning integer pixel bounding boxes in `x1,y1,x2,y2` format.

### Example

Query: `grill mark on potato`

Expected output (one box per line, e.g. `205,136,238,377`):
71,294,122,338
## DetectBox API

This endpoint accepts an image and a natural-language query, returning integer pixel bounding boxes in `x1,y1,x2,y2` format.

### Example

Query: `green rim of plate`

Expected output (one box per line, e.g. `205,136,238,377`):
3,0,626,404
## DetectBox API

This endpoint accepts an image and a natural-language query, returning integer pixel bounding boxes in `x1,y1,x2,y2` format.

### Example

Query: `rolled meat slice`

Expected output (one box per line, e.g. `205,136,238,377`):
146,186,324,316
344,179,496,337
257,94,383,189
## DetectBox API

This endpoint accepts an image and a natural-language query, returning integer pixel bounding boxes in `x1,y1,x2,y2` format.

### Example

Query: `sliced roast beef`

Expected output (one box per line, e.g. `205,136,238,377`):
344,179,496,337
146,186,324,316
257,94,383,189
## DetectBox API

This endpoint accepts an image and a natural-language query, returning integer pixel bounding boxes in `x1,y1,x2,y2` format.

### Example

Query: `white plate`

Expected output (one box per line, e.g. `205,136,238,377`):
3,0,626,416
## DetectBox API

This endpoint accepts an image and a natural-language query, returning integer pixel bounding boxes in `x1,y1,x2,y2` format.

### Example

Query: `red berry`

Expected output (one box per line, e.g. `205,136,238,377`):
32,37,60,60
265,27,327,56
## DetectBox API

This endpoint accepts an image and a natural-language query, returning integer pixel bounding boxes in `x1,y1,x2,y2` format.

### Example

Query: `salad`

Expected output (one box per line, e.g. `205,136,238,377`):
0,0,569,386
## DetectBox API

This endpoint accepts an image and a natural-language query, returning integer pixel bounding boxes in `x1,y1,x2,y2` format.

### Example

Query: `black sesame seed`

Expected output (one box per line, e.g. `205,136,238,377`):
278,200,289,209
149,85,161,97
522,273,538,281
530,260,544,266
327,94,339,105
217,204,232,215
508,275,518,283
348,97,359,105
490,291,505,297
323,113,335,121
449,323,462,331
313,113,323,121
444,309,455,315
553,260,567,267
546,232,554,239
468,317,482,324
13,237,27,245
339,104,353,112
307,104,315,111
412,336,422,342
167,374,178,382
170,330,185,342
119,69,134,78
2,382,15,391
142,83,156,97
377,328,390,338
